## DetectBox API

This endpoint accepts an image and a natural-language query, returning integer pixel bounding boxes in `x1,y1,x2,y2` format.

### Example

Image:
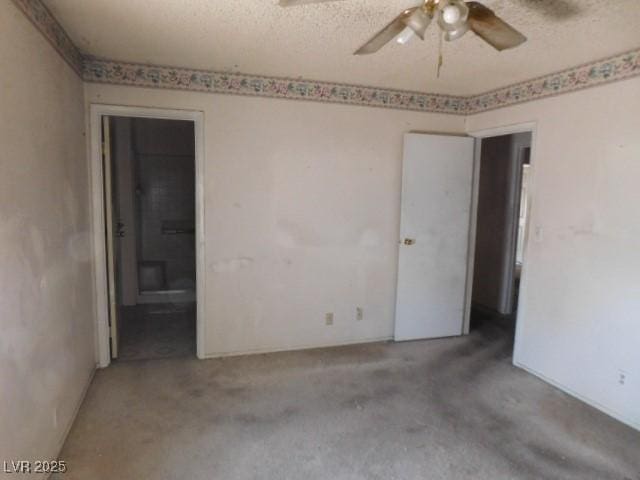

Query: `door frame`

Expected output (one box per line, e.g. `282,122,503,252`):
464,122,537,364
89,104,206,367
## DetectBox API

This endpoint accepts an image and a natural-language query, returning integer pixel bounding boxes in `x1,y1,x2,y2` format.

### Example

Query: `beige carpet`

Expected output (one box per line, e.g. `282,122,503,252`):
55,319,639,480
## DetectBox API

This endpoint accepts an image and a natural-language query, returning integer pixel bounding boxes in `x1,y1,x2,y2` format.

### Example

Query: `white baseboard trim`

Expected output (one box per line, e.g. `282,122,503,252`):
48,366,96,479
201,336,394,359
514,360,640,432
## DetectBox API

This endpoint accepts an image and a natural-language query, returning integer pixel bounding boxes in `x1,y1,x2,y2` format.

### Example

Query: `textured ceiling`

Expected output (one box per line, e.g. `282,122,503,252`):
44,0,640,95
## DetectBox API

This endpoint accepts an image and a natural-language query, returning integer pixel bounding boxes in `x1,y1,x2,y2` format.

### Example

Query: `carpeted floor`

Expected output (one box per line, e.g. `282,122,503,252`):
54,318,639,480
117,303,196,361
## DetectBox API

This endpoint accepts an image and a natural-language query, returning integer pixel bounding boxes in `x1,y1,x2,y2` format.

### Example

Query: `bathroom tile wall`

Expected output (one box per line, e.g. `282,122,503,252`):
133,118,196,291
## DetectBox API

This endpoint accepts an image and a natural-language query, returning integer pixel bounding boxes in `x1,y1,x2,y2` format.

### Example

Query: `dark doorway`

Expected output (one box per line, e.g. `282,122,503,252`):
470,132,532,341
106,116,196,361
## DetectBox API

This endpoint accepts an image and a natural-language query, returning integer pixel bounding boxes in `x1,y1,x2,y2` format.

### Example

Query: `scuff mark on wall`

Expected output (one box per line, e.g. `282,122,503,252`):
210,257,255,273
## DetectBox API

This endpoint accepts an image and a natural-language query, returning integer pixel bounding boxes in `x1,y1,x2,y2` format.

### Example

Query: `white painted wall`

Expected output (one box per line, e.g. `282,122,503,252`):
467,77,640,430
85,84,465,357
84,56,640,432
0,1,95,474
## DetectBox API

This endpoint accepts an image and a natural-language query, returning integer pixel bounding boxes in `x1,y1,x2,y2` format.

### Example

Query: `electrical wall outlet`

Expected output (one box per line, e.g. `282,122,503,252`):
325,313,334,326
356,307,363,321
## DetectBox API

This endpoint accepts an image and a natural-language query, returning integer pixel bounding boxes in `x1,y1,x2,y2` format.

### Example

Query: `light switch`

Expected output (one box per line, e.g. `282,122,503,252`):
325,313,334,326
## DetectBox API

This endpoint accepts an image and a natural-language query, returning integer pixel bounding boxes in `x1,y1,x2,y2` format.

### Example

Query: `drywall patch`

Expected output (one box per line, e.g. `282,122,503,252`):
210,257,255,273
359,229,382,247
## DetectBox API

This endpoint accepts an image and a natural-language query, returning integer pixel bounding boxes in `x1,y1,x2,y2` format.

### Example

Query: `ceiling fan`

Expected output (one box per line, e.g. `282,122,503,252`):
278,0,527,55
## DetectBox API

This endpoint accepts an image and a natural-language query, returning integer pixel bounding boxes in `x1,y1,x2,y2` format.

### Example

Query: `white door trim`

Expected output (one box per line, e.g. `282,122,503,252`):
465,121,538,367
89,104,206,367
467,121,537,140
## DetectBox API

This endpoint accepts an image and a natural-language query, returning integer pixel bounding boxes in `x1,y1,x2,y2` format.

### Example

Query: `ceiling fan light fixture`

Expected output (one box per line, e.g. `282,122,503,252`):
442,5,461,24
351,0,527,57
437,0,469,32
402,7,432,40
444,22,469,41
396,26,415,44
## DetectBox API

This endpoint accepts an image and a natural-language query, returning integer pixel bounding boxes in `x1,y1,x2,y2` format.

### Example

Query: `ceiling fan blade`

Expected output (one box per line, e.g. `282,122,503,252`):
466,1,527,51
278,0,346,6
354,7,429,56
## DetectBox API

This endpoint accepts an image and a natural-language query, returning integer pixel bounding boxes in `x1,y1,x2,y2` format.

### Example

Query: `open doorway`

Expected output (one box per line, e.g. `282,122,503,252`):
101,114,199,362
468,131,532,346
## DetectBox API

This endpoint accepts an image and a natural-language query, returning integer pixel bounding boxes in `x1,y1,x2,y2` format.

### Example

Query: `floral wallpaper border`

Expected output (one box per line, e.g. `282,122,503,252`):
83,49,640,114
465,48,640,114
11,0,640,114
83,58,468,115
10,0,83,75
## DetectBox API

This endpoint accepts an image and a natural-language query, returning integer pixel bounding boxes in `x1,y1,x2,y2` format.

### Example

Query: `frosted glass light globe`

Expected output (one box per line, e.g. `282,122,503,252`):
396,26,415,44
442,5,461,24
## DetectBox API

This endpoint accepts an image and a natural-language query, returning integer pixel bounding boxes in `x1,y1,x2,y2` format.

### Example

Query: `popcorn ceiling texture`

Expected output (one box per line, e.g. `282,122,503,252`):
43,0,640,94
13,0,640,115
8,0,640,115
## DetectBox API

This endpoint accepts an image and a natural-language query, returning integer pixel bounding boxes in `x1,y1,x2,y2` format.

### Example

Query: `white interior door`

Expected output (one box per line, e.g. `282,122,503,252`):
102,116,119,358
395,133,475,341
